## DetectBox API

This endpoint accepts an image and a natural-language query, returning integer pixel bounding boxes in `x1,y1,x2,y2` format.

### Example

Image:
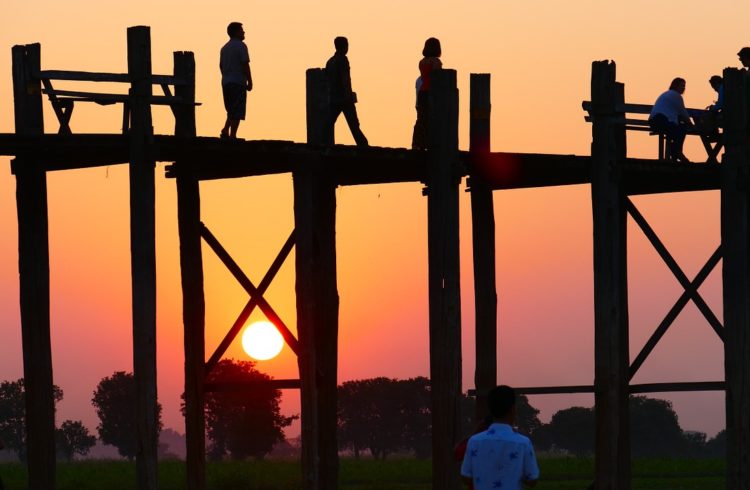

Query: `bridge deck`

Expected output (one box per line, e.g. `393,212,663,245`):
0,133,719,194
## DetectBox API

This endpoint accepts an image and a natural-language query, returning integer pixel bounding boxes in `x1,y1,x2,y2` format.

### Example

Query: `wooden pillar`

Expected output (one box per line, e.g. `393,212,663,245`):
720,67,750,490
590,61,630,490
12,43,55,490
173,51,205,490
294,68,339,490
469,74,496,422
426,69,462,490
127,26,158,490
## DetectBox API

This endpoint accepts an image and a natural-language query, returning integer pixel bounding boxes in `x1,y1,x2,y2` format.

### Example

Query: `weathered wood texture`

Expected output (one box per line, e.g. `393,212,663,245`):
720,67,750,490
469,74,496,422
426,69,462,490
12,42,56,490
590,61,630,490
295,68,340,490
173,51,205,490
127,26,158,490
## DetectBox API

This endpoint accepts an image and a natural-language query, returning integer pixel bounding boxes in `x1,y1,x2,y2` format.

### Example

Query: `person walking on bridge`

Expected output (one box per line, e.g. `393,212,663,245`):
325,36,369,147
648,77,693,163
220,21,253,139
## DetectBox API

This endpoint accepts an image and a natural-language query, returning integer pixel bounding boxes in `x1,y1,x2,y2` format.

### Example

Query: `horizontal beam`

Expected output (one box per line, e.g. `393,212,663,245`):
37,69,186,85
469,381,725,397
0,134,722,193
204,379,301,392
41,88,198,106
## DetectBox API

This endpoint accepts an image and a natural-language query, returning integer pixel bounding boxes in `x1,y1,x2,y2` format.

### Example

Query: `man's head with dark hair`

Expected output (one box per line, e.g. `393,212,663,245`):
227,22,244,39
487,385,516,421
423,37,442,58
709,75,723,91
334,36,349,53
669,77,686,94
739,47,750,67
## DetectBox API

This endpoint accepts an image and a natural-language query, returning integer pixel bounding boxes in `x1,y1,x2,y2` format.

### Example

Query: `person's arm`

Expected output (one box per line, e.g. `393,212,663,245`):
244,62,252,91
522,443,541,488
342,58,353,101
677,95,693,126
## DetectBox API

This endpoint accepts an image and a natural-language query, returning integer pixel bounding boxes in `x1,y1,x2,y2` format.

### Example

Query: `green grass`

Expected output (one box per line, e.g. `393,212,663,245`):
0,457,726,489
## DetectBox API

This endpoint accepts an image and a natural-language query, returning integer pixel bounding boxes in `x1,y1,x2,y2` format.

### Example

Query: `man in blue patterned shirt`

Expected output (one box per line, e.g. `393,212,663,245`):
461,385,540,489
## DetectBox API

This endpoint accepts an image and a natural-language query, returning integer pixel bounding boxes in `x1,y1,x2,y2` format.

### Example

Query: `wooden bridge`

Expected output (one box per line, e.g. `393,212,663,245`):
2,26,749,490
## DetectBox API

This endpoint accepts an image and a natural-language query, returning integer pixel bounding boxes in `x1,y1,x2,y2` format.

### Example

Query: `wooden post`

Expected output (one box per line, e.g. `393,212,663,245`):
469,74,496,422
590,61,630,490
127,26,158,490
426,69,462,490
720,67,750,490
294,68,339,490
12,43,56,490
173,51,205,490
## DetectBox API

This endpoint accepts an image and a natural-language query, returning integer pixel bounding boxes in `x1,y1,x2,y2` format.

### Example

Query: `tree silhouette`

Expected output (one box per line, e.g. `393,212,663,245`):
203,359,296,461
56,420,96,461
338,377,432,459
91,371,163,460
0,378,63,462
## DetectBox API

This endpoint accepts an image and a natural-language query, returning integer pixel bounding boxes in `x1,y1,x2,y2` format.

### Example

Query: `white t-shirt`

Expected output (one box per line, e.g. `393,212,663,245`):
461,423,540,490
650,89,690,124
220,38,250,86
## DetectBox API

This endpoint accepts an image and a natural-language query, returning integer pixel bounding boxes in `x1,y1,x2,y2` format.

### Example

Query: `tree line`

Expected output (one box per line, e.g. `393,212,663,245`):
0,364,727,461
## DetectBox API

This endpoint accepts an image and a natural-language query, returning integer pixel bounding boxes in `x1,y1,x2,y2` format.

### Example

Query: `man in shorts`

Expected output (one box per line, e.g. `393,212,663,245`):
220,22,252,139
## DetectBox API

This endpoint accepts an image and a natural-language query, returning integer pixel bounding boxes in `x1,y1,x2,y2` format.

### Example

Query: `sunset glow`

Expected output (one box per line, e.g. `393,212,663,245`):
241,321,284,361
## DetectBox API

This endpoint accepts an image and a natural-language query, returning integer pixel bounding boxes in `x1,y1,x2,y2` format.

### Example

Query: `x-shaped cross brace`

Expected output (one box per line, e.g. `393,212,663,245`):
201,223,299,375
626,198,724,380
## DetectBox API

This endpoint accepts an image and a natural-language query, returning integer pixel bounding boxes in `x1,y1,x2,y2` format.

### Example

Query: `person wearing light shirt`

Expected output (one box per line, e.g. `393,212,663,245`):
649,77,693,163
461,386,540,490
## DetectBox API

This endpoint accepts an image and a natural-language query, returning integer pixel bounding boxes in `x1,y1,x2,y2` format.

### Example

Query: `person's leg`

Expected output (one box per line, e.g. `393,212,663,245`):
327,103,342,146
412,91,429,149
667,123,688,161
342,103,369,147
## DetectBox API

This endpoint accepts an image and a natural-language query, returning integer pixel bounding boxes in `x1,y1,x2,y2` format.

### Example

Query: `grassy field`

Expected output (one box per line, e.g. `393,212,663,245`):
0,457,725,489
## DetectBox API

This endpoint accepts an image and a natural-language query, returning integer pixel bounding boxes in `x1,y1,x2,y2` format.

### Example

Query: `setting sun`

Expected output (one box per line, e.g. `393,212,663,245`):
241,321,284,361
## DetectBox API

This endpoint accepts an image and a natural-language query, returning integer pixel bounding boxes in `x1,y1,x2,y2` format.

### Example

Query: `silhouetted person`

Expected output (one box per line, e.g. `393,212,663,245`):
738,47,750,71
412,37,442,150
325,36,368,147
220,22,253,139
707,75,724,114
648,77,693,163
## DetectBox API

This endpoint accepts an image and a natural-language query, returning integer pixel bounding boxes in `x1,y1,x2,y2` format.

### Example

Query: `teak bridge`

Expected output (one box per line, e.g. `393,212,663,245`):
2,26,748,490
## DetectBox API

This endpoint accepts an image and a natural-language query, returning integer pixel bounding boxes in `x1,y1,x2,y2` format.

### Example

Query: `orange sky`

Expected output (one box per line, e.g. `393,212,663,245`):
0,1,744,440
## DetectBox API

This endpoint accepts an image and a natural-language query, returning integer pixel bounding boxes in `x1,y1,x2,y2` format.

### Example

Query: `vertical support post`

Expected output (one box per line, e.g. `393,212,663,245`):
306,67,332,146
426,69,462,490
127,25,158,490
295,68,339,490
469,74,496,422
720,67,750,490
174,51,205,490
590,61,630,490
12,43,55,490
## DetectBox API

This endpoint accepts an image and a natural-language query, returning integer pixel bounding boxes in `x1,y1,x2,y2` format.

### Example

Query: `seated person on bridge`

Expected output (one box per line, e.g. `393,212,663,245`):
707,75,724,113
692,75,724,137
648,77,693,163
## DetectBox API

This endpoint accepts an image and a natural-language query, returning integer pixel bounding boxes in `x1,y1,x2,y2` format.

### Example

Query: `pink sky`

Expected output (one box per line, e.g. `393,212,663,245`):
0,1,742,440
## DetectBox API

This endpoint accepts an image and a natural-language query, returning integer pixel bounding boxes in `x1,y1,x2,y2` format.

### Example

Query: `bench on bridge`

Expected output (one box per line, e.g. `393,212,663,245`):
582,101,723,164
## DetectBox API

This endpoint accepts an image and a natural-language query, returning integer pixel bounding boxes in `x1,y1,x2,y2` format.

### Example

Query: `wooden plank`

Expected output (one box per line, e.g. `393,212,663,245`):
720,67,750,490
295,68,340,490
127,26,158,490
40,87,197,105
468,74,496,423
172,51,205,490
38,69,186,85
12,43,56,490
426,69,462,490
590,61,630,490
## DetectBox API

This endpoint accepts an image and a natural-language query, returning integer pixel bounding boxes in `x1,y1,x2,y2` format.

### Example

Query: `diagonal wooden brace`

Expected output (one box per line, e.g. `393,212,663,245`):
200,224,299,374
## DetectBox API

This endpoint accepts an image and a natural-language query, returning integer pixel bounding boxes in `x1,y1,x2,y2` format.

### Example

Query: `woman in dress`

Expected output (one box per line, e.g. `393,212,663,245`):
412,37,442,150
